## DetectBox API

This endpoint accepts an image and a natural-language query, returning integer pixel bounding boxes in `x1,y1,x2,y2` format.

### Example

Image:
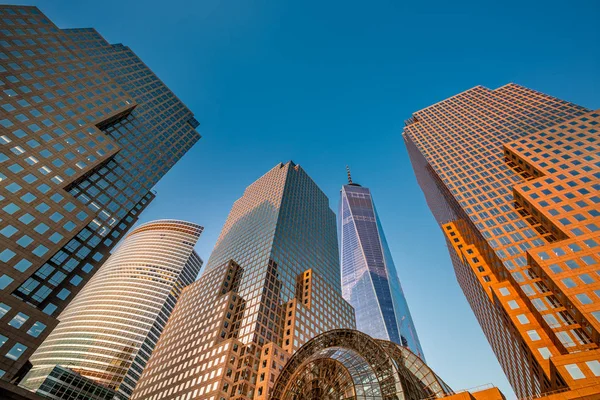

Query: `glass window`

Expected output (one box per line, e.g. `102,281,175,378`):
581,256,597,266
565,364,585,380
516,314,529,324
0,303,11,319
576,293,593,305
538,347,551,360
527,330,541,341
56,288,70,300
42,303,57,315
562,278,576,288
586,360,600,377
26,321,46,338
8,312,28,329
32,244,48,257
5,342,27,360
565,260,580,270
0,275,14,290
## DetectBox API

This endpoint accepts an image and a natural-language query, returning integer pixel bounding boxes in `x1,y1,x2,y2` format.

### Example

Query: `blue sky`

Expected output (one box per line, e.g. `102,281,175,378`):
15,0,600,397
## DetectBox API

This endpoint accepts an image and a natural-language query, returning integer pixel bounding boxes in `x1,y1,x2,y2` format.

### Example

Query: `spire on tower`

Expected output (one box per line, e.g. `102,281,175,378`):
346,165,353,184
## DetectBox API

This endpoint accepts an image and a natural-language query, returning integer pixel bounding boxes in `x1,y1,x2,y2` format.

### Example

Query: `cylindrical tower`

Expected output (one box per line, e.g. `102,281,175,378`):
20,220,203,399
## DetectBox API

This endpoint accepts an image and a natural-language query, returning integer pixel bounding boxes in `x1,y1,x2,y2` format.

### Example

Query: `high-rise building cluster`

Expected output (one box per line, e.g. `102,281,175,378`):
0,3,200,391
404,84,600,399
0,4,598,400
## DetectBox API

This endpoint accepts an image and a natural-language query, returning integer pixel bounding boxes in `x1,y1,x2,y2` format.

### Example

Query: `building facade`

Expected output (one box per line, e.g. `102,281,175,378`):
271,329,504,400
339,171,424,358
19,220,203,399
0,5,200,382
131,162,355,400
404,83,600,398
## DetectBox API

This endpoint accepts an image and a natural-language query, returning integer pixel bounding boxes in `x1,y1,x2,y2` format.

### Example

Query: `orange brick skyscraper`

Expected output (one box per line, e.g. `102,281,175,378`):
404,84,600,399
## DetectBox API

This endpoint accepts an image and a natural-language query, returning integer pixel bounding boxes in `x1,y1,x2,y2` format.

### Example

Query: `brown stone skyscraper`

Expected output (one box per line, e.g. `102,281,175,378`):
404,83,600,398
131,162,354,400
0,5,200,384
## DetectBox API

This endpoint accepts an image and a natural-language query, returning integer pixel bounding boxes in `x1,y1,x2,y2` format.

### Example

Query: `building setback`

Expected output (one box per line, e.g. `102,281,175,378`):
339,171,424,359
20,220,203,399
404,83,600,398
131,162,355,400
0,5,200,382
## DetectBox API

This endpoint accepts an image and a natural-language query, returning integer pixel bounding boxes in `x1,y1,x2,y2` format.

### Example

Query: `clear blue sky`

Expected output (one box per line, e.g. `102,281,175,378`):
14,0,600,397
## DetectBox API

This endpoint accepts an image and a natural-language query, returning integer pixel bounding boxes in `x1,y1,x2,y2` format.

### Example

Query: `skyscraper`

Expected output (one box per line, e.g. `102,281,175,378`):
404,83,600,398
20,220,203,399
131,162,355,400
0,5,200,382
339,169,424,358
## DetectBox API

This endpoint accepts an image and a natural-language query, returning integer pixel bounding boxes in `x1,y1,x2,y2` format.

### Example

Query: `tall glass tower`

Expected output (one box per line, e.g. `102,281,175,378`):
0,5,200,383
20,220,203,399
131,162,355,400
339,169,424,359
404,83,600,398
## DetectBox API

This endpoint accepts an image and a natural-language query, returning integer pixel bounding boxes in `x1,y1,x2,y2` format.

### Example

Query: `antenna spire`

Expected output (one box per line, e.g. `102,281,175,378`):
346,165,352,184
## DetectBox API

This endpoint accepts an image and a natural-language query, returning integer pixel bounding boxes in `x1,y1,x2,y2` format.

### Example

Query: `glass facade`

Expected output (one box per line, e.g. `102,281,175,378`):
35,365,118,400
131,162,355,400
0,5,200,380
20,220,203,399
404,83,600,398
271,329,453,400
339,181,424,359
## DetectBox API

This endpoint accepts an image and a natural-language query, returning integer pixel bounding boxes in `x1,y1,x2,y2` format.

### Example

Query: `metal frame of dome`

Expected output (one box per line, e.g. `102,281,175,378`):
271,329,454,400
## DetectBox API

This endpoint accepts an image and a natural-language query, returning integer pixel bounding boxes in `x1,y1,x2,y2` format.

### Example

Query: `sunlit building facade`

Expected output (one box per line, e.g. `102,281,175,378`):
19,220,203,399
404,83,600,398
339,172,424,359
0,5,200,383
131,162,355,400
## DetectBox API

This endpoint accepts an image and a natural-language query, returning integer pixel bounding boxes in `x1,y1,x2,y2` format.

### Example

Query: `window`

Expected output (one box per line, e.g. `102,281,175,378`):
8,312,28,329
516,314,529,324
561,278,576,288
0,304,11,319
565,260,580,269
543,314,560,328
26,321,46,338
564,364,585,380
56,288,70,300
549,264,562,273
32,244,48,257
537,251,550,260
538,347,551,360
42,303,57,316
576,293,593,305
527,330,541,341
507,300,519,309
586,360,600,377
0,275,14,290
5,342,27,360
581,256,597,266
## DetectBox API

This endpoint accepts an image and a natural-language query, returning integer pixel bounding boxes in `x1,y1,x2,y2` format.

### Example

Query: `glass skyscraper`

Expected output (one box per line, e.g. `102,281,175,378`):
339,171,424,359
20,220,203,399
404,83,600,398
131,162,355,400
0,5,200,383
